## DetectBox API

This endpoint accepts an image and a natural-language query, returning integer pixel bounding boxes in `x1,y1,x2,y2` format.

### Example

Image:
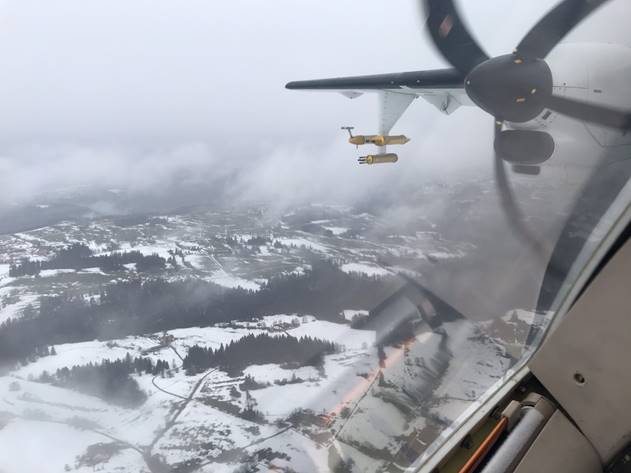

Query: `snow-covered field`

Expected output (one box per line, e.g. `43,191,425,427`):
0,293,39,325
208,270,261,291
0,307,537,473
0,421,108,473
0,315,385,472
340,262,392,277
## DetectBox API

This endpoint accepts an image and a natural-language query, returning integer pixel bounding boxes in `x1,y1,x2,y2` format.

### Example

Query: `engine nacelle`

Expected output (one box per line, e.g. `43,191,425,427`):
495,130,555,165
349,135,410,146
358,153,399,165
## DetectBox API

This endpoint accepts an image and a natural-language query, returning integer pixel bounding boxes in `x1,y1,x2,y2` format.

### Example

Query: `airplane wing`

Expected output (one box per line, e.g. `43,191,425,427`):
286,68,472,135
285,68,464,92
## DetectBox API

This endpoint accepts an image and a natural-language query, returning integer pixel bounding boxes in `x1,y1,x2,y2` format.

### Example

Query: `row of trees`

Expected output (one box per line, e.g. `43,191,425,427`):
9,243,166,277
182,333,341,375
39,354,168,407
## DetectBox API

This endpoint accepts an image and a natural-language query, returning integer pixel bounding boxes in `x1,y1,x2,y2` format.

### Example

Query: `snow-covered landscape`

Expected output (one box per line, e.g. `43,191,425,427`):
0,201,552,472
0,313,543,473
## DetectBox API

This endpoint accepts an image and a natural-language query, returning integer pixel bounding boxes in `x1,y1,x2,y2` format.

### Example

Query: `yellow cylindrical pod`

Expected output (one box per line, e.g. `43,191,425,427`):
379,135,410,145
349,135,410,146
349,136,367,146
358,153,399,165
370,135,387,146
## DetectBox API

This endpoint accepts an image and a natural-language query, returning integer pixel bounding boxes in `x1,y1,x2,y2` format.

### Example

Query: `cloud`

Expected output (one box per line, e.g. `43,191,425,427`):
0,0,626,211
0,142,234,207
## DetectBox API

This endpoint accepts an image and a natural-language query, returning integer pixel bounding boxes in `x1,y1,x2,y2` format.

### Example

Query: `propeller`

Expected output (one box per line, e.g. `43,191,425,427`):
424,0,489,75
516,0,612,60
423,0,628,250
424,0,628,130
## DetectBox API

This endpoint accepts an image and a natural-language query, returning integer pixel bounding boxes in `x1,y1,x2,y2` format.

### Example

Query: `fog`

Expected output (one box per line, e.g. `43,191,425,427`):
0,0,628,212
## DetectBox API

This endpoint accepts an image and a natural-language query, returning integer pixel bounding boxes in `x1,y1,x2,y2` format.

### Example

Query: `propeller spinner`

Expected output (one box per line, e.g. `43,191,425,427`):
424,0,630,131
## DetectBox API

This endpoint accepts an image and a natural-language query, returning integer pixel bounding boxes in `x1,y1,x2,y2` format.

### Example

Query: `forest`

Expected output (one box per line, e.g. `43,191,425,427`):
9,243,167,277
182,333,341,375
38,354,168,407
0,259,397,366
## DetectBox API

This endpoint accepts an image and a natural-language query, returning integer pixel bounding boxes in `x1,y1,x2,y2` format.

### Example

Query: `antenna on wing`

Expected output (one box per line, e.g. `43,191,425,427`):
342,126,363,149
341,126,355,139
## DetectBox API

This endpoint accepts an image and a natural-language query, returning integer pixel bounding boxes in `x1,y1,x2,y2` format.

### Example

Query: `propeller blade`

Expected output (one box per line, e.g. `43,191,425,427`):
516,0,612,60
493,120,547,256
423,0,490,75
546,94,631,130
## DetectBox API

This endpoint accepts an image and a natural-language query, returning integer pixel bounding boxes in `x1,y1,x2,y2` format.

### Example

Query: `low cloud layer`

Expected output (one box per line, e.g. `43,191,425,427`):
0,0,627,211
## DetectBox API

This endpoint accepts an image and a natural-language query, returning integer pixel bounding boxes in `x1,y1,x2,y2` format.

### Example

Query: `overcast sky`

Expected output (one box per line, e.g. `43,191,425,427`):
0,0,628,208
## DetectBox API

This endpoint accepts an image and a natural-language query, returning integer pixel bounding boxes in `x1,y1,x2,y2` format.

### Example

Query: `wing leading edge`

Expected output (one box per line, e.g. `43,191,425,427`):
286,68,465,91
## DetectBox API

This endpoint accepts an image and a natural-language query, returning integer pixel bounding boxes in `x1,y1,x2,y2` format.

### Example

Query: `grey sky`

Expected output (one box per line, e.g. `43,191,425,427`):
0,0,628,207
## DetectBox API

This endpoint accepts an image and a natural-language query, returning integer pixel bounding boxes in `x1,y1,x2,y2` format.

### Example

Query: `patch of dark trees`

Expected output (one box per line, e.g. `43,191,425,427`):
0,259,397,366
38,354,167,408
201,396,267,427
239,374,269,391
9,243,166,277
182,333,340,375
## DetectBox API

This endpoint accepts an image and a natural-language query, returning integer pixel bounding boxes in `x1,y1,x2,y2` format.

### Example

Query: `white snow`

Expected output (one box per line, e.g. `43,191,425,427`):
251,348,377,419
187,254,209,270
337,394,408,451
261,314,301,326
39,269,75,278
287,321,375,350
324,226,349,236
78,267,106,275
14,337,158,379
169,326,262,352
286,266,307,276
243,364,319,384
86,240,108,253
119,244,172,259
276,237,328,253
75,449,148,473
342,309,369,322
208,271,261,291
0,420,105,473
0,203,500,471
340,262,392,277
0,313,513,473
0,294,39,325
